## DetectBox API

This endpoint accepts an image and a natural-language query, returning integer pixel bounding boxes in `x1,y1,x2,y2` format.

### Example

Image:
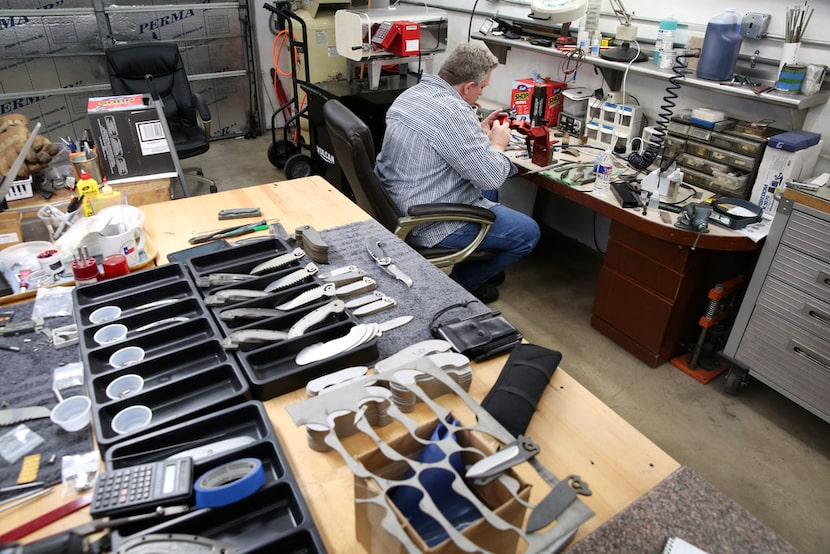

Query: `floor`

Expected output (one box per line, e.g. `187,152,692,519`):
198,133,829,553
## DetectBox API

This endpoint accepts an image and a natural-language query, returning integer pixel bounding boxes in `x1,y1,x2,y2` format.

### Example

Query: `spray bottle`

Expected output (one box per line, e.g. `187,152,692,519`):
654,15,678,66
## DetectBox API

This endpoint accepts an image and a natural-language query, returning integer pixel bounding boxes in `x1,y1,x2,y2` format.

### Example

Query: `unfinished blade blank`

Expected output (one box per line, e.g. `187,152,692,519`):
249,247,306,276
264,263,319,292
275,283,336,311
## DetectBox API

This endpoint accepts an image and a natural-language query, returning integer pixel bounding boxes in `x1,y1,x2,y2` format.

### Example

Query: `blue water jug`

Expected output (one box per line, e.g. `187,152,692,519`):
696,9,743,81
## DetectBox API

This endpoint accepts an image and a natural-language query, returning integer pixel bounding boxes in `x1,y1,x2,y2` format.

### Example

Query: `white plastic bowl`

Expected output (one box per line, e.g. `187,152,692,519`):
109,346,145,369
50,396,91,432
94,324,127,345
106,374,144,400
89,305,122,324
111,405,152,435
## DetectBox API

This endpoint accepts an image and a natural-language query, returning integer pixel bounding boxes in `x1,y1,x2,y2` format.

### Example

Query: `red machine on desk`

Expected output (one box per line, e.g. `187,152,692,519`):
506,117,556,167
371,20,420,56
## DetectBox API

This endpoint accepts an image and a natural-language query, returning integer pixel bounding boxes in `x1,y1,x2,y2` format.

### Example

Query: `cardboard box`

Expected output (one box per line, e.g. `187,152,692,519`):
750,139,823,216
0,212,22,251
355,419,530,554
87,95,177,185
511,78,567,126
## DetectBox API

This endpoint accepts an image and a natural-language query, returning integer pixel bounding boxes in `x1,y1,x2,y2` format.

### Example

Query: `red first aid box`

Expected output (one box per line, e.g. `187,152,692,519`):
511,78,567,125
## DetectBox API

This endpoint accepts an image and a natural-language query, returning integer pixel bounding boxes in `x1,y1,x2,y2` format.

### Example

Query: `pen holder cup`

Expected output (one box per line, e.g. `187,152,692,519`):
69,150,103,183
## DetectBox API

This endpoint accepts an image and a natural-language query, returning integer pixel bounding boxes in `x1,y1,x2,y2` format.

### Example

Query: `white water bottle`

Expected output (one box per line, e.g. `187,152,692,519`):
594,149,613,196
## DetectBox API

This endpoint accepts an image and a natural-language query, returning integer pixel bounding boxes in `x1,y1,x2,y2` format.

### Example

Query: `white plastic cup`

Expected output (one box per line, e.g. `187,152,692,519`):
50,396,92,432
106,374,144,400
90,305,122,324
111,405,152,435
109,346,145,369
93,323,127,345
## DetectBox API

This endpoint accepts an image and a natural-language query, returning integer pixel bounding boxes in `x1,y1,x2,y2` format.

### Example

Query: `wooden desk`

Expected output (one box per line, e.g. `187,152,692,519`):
7,178,171,218
2,177,679,551
517,155,762,367
141,178,679,550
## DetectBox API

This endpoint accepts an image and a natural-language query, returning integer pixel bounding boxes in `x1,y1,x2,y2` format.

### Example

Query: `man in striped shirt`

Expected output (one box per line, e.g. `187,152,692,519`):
375,43,541,303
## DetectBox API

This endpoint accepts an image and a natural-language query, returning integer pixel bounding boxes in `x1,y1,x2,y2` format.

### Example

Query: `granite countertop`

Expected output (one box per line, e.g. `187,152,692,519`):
567,465,798,554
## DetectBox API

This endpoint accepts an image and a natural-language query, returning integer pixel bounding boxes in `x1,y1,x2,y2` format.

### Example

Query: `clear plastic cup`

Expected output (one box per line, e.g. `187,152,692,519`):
109,346,145,369
93,324,128,346
90,305,122,324
50,396,92,432
111,405,152,435
105,374,144,400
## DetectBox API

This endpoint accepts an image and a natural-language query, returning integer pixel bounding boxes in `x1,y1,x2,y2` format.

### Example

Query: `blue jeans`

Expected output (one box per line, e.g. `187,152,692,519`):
437,204,541,291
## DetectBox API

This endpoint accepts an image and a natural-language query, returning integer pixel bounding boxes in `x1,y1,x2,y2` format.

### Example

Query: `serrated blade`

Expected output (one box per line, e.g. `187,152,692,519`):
264,263,319,292
0,407,51,426
249,247,306,276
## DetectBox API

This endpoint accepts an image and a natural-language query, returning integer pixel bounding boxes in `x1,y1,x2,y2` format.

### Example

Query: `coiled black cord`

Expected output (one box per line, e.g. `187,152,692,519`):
628,51,696,170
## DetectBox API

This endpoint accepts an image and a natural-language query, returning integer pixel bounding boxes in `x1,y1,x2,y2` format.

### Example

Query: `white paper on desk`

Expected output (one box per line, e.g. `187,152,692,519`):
733,213,774,243
663,537,709,554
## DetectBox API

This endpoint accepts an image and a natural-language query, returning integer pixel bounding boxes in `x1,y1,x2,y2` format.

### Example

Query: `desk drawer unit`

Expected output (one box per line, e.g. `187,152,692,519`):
725,197,830,422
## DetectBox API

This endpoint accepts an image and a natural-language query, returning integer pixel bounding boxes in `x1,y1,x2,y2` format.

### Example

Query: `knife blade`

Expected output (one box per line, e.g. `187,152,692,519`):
525,474,592,533
0,406,51,426
465,435,540,482
366,239,413,287
377,315,414,333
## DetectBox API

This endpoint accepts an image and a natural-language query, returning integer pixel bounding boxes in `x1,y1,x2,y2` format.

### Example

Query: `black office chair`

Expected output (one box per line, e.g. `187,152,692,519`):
105,42,217,197
323,99,496,269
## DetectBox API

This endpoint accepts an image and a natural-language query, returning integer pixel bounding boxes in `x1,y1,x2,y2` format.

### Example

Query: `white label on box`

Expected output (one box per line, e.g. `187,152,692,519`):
0,232,20,245
135,120,172,155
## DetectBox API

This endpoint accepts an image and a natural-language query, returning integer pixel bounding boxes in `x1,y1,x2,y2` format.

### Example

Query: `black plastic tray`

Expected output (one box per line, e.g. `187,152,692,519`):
73,263,196,311
105,401,325,553
88,340,236,405
237,320,378,400
83,317,222,376
185,237,298,288
93,357,250,452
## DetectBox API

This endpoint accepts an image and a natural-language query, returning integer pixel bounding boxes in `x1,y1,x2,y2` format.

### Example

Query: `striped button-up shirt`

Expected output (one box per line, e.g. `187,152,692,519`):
374,74,517,247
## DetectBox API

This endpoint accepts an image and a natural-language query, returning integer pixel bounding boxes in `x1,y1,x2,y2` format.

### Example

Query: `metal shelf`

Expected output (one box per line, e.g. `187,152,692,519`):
476,34,828,127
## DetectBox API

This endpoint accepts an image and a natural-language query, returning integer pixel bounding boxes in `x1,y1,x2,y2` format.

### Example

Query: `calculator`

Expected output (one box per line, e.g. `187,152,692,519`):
90,457,194,518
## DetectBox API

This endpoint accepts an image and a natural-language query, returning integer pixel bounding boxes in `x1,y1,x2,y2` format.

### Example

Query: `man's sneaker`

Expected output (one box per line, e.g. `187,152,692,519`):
470,283,499,303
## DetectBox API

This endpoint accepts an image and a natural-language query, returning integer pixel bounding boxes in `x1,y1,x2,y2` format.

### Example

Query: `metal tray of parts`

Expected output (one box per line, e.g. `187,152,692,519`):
105,401,325,553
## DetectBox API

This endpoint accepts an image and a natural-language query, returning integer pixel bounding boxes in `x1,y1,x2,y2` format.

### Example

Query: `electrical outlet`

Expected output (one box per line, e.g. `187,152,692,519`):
741,12,771,40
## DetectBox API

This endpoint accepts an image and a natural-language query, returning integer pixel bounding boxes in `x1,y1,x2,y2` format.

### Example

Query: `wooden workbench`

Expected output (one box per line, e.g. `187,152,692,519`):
1,177,679,551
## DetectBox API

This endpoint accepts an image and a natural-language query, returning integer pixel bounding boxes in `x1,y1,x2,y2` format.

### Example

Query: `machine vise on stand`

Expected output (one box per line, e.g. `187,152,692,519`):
670,275,745,384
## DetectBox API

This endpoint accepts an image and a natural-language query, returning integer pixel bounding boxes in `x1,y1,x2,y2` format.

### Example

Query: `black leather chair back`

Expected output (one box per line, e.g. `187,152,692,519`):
105,42,207,159
323,99,402,233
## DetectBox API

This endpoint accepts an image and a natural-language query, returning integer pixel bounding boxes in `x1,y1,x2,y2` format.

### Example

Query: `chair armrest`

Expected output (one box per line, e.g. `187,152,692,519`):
192,92,212,138
407,203,496,223
192,92,212,122
396,203,496,268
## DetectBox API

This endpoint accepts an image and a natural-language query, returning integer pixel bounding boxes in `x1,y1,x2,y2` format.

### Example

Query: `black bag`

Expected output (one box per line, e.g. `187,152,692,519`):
429,302,523,362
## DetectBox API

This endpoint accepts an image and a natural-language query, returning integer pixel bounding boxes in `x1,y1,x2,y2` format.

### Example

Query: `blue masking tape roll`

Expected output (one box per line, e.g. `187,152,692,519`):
194,458,266,509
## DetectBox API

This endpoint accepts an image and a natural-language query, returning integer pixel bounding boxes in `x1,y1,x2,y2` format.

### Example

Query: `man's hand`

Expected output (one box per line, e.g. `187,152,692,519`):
487,119,511,152
480,108,506,133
